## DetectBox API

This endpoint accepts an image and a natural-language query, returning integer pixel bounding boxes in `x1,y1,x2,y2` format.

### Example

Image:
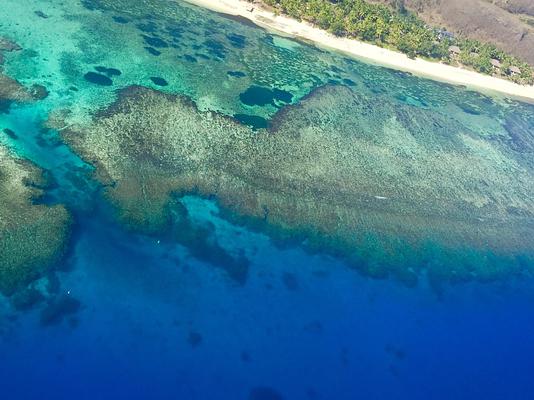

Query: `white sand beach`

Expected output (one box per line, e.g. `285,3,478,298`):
185,0,534,102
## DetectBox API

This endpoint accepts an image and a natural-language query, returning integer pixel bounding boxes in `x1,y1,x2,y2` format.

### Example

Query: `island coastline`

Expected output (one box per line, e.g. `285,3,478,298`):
184,0,534,103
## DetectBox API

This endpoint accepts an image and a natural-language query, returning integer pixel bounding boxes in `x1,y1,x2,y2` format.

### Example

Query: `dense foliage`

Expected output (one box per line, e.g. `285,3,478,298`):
262,0,534,84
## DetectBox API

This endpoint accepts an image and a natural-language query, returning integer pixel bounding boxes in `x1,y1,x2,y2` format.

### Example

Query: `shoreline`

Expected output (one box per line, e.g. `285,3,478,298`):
184,0,534,103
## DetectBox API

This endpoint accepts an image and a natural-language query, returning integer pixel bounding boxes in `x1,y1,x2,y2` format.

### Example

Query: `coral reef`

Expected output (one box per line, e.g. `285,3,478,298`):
59,85,534,285
0,37,20,66
0,145,71,295
0,37,48,105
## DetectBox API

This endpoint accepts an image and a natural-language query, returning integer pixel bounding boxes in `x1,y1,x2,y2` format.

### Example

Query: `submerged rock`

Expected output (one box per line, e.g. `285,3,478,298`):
0,145,71,295
58,85,534,285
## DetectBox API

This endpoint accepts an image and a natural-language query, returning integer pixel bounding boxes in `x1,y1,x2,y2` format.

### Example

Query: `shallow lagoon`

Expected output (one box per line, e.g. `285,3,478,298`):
0,0,534,399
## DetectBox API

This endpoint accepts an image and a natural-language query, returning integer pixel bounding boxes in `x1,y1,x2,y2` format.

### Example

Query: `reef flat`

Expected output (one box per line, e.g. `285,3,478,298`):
60,85,534,286
0,145,71,295
0,74,47,103
0,36,21,65
0,36,48,107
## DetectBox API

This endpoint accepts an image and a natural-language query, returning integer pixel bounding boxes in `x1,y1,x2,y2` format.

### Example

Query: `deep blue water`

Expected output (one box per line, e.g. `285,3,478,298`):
1,196,534,399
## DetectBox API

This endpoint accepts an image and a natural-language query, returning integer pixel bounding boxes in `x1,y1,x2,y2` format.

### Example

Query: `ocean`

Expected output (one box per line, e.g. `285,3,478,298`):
1,1,533,399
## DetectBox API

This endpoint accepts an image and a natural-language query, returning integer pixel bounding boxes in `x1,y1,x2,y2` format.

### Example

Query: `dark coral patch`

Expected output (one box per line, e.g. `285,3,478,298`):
0,37,22,52
0,99,13,114
166,27,183,40
303,320,323,333
249,387,285,400
80,0,97,11
203,39,226,59
145,46,161,56
29,84,49,100
142,35,168,48
240,86,293,107
188,331,203,348
84,72,113,86
282,272,299,291
136,21,158,33
222,255,249,285
46,273,61,295
503,114,534,153
3,128,18,140
222,13,263,28
183,55,197,63
226,33,246,48
234,114,268,130
186,228,250,284
240,86,274,106
385,344,406,360
11,287,45,311
112,15,129,24
95,66,122,77
241,351,251,362
34,10,49,19
458,102,482,115
40,294,81,327
227,70,246,78
150,77,168,87
273,88,293,103
308,74,323,85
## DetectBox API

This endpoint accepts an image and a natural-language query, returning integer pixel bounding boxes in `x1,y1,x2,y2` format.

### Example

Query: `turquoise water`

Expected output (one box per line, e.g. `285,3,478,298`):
1,0,534,399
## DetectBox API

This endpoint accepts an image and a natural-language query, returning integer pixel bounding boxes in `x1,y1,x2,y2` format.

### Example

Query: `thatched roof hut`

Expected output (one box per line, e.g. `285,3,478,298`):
509,65,521,75
448,45,461,55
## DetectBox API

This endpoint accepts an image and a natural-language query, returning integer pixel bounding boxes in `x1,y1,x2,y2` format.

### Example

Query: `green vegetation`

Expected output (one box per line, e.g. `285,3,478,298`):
262,0,534,84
